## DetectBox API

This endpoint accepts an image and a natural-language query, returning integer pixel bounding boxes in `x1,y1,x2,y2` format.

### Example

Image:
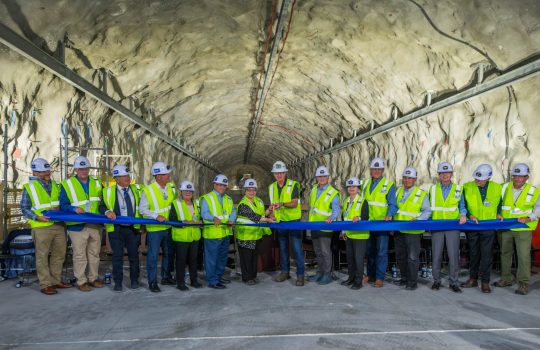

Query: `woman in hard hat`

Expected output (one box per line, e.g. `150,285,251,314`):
169,181,203,291
236,179,274,285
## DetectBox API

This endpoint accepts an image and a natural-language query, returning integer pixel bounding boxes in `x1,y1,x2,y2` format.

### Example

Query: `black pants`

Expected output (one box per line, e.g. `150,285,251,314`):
175,240,199,286
109,226,140,285
238,244,259,282
466,231,495,283
395,232,421,286
167,232,176,277
345,238,367,281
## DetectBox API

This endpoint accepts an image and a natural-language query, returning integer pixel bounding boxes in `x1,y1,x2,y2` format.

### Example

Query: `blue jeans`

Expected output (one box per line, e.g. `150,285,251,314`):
146,229,170,284
276,227,304,277
204,237,229,285
367,232,389,281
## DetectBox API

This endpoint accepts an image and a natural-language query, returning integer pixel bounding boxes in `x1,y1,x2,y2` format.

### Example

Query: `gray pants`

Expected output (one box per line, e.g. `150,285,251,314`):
346,238,367,280
311,231,333,275
431,230,460,286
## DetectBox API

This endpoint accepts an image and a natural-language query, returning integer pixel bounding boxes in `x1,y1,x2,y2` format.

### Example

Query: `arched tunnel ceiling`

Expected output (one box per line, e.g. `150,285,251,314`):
0,0,539,187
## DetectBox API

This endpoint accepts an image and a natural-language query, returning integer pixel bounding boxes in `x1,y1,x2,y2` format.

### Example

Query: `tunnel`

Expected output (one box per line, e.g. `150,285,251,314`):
0,0,540,348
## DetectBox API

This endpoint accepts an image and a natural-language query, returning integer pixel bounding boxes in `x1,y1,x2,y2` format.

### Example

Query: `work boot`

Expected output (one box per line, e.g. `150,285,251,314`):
515,282,528,295
88,280,104,288
308,273,322,283
295,276,304,286
317,274,332,285
40,286,58,295
78,283,92,292
460,278,478,288
363,275,375,284
54,282,72,289
481,282,491,293
374,279,384,288
273,272,290,282
492,279,513,288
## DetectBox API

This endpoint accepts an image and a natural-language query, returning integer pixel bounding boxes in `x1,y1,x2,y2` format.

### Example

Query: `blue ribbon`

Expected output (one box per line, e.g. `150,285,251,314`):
43,210,527,231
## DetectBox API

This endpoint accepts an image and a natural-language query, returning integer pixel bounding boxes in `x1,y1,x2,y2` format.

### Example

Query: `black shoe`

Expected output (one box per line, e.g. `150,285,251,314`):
406,284,417,291
393,279,407,286
176,285,189,291
351,282,363,290
113,284,123,293
161,278,174,285
208,283,226,289
191,281,203,289
431,282,441,290
220,278,231,284
450,284,463,293
130,281,140,290
341,278,355,286
149,282,161,293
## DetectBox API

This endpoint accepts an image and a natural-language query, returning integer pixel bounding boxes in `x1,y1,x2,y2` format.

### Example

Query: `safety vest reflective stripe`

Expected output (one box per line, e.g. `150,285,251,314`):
66,178,82,205
430,207,458,212
28,182,55,210
176,199,186,221
236,218,254,224
396,210,421,217
208,194,228,220
367,201,387,207
312,208,332,216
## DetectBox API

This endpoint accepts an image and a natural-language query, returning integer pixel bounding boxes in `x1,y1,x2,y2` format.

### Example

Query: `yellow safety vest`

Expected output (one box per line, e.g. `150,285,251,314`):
141,182,175,232
342,194,369,239
268,179,302,222
394,186,427,234
463,181,502,220
236,196,272,241
61,176,102,226
102,184,141,232
501,182,539,231
202,191,234,239
362,177,393,220
430,182,462,220
309,184,340,232
23,180,60,228
171,199,202,242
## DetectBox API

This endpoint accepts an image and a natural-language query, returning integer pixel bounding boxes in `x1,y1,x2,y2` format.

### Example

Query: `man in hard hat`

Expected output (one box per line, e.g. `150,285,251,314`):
21,158,71,295
268,160,305,286
493,163,539,295
99,165,142,292
308,166,341,285
362,157,398,288
393,166,431,291
200,174,236,289
59,155,104,292
429,162,467,293
461,164,501,293
139,161,176,293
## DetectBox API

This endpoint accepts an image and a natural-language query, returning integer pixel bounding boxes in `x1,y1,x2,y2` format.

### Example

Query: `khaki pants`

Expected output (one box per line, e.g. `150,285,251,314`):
67,224,102,286
31,223,67,289
499,230,532,284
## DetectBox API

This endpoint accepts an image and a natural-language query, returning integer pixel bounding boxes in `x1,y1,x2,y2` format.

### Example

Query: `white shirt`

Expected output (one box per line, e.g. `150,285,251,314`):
105,185,135,217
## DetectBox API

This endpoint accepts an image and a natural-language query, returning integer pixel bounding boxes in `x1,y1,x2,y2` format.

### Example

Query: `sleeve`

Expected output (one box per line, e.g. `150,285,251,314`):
290,183,300,200
201,197,215,222
229,201,237,222
237,204,262,222
20,188,38,220
459,192,467,216
385,184,399,217
169,204,179,222
98,189,109,215
530,192,540,221
418,194,432,220
329,194,342,220
138,191,158,219
59,186,79,213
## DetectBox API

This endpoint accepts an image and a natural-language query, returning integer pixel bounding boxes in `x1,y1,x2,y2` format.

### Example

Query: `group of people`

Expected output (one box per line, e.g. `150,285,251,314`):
20,155,539,297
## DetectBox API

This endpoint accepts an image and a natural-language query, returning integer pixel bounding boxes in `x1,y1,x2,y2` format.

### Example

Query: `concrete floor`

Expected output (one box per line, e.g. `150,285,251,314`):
0,265,539,350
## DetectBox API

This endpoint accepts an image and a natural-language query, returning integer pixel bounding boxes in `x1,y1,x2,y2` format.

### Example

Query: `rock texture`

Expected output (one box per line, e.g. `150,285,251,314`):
0,0,538,196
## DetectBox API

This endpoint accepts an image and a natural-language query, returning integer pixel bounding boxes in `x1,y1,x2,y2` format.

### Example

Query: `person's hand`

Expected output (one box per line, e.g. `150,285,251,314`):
497,214,504,221
213,217,222,226
384,216,392,221
106,211,116,220
228,222,235,227
340,232,347,241
325,218,333,224
156,215,166,222
469,215,478,224
352,216,360,223
459,215,467,225
75,208,85,214
36,215,50,222
518,217,531,224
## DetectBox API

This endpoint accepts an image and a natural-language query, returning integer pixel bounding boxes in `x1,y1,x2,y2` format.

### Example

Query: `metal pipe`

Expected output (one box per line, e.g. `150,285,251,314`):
0,23,221,173
292,57,540,167
3,123,9,239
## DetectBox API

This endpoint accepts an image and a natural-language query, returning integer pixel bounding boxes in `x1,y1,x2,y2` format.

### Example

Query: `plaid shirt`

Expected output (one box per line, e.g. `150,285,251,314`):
20,179,53,220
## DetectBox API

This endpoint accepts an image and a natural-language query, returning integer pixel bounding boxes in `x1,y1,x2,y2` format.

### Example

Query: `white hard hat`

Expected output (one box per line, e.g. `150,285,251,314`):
271,161,288,173
437,162,454,173
315,166,330,177
73,156,91,169
473,164,493,181
370,157,385,169
112,164,130,177
151,162,173,175
180,180,195,192
345,177,361,187
31,158,51,172
402,166,418,179
243,178,258,189
511,163,530,176
213,174,229,185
